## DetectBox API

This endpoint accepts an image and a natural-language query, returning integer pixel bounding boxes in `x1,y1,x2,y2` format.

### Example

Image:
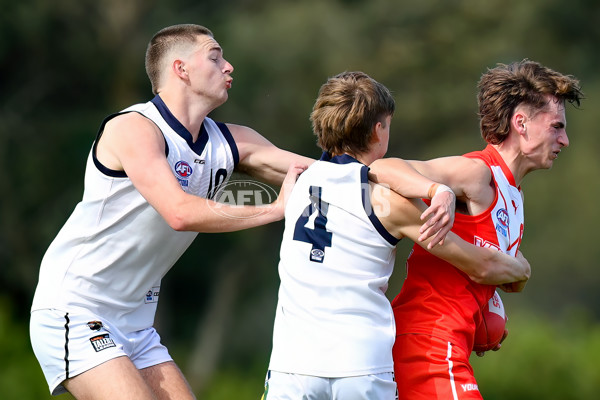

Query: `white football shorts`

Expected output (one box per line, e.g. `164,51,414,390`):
30,308,172,395
262,370,398,400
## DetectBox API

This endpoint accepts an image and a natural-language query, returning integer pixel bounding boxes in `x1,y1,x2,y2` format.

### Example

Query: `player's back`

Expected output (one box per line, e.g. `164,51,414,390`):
269,153,399,377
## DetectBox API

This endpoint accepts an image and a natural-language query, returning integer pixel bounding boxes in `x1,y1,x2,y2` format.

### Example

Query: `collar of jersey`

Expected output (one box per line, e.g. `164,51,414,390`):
151,94,209,154
320,152,361,165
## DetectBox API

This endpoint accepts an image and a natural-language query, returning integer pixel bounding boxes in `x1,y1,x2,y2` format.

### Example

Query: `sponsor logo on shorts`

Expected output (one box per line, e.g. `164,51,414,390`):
86,320,103,331
145,286,160,304
90,334,116,352
461,383,479,392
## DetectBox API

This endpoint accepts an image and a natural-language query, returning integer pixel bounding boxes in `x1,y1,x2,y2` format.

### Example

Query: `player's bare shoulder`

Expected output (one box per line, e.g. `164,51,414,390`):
97,112,163,171
106,112,159,136
451,156,493,209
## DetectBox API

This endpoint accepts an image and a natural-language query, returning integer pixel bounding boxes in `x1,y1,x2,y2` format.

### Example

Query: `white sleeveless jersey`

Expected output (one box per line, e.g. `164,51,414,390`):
31,95,238,333
268,153,399,377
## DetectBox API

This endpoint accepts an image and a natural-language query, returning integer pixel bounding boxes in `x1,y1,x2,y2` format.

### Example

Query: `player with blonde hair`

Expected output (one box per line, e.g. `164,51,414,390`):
29,23,311,400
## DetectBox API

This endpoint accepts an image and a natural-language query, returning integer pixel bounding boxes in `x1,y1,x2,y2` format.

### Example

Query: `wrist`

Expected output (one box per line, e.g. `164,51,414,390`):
428,183,453,199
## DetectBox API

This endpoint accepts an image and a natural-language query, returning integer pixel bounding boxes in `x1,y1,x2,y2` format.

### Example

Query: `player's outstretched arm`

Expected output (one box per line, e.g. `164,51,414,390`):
369,157,455,249
227,123,314,185
97,113,307,233
371,183,530,286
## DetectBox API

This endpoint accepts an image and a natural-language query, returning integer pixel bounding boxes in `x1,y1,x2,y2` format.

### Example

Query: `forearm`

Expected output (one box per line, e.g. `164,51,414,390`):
457,248,530,285
164,162,306,233
165,196,283,233
369,158,438,199
428,234,530,285
484,251,531,284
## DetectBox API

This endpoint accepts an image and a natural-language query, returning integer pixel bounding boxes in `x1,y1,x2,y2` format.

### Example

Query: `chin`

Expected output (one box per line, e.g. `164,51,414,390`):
216,95,228,107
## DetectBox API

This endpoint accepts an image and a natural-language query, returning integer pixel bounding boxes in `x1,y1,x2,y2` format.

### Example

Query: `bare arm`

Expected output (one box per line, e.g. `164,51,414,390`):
369,157,456,248
371,156,491,200
227,123,314,185
96,113,307,232
371,183,530,286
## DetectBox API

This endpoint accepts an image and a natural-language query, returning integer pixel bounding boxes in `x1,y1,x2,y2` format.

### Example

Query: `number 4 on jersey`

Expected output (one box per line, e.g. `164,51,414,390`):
293,186,332,263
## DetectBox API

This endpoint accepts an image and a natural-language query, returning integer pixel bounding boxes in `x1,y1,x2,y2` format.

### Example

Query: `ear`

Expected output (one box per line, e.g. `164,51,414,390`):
512,111,528,135
370,121,384,144
173,59,188,80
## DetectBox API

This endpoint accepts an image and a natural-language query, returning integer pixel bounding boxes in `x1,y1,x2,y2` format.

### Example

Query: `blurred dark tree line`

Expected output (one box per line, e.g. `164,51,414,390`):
2,0,600,398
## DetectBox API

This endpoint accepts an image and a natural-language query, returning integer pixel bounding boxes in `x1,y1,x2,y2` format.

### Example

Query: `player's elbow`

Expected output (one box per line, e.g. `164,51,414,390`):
167,218,187,232
163,211,190,232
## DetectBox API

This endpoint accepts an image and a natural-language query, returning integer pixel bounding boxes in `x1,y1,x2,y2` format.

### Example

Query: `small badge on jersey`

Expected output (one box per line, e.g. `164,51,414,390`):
495,208,509,237
90,334,116,352
310,249,325,263
145,286,160,304
175,161,193,187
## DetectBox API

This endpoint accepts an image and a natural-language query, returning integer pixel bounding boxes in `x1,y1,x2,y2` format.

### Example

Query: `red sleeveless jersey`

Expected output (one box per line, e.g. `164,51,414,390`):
392,145,524,352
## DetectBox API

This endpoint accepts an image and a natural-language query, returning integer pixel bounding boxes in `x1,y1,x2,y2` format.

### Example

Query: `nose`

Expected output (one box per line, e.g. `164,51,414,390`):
559,130,569,148
224,59,234,74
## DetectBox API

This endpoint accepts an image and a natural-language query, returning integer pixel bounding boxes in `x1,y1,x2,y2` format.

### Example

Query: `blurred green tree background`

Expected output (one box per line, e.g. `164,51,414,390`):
2,0,599,398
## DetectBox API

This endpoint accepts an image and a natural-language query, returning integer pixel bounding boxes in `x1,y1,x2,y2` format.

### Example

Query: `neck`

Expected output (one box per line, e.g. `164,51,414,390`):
491,141,530,186
332,151,377,166
157,90,214,141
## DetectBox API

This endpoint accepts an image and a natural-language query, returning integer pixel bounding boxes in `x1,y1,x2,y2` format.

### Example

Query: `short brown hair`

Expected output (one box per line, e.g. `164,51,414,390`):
310,71,395,155
145,24,213,94
477,59,583,144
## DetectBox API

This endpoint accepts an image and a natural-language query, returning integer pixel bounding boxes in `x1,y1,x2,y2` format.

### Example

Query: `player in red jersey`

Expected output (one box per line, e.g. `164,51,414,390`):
369,59,583,399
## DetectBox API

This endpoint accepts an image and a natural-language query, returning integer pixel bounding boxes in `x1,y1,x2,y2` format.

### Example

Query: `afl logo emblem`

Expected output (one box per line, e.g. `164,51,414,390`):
496,208,509,227
310,249,325,263
175,161,193,178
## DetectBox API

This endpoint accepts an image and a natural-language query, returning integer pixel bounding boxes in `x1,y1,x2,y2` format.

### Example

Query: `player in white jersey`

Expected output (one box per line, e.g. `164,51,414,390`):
29,24,312,400
263,72,531,400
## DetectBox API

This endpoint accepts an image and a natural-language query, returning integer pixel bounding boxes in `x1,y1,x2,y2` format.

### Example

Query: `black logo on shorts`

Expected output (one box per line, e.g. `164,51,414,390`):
90,334,116,352
86,320,103,331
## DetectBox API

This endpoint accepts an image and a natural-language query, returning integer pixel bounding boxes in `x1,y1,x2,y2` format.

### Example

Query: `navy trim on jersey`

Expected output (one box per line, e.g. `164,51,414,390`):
151,95,211,155
321,152,399,245
361,165,400,246
92,113,128,178
92,111,169,178
320,151,358,164
216,121,239,167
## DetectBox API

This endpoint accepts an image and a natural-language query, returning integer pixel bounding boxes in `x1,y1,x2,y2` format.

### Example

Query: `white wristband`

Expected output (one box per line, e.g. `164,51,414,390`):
434,184,454,196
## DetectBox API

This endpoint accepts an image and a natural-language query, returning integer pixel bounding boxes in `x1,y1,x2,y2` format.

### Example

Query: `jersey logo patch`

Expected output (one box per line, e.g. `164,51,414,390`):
175,161,193,187
310,249,325,263
90,334,115,352
495,208,509,237
175,161,193,177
